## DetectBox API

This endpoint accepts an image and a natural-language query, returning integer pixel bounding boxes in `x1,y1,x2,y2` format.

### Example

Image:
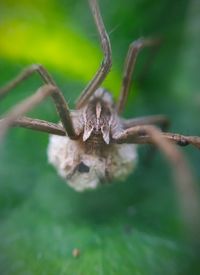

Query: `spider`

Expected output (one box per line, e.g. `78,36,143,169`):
0,0,200,218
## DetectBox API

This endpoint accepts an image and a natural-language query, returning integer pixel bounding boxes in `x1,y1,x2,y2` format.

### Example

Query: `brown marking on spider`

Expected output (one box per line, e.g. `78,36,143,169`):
0,0,200,237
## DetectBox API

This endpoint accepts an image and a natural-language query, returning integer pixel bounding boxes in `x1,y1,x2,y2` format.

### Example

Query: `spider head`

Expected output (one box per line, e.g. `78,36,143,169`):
82,88,114,144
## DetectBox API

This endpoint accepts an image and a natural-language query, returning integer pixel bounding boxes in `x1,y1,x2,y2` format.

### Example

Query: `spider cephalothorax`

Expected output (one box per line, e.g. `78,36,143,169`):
82,88,114,146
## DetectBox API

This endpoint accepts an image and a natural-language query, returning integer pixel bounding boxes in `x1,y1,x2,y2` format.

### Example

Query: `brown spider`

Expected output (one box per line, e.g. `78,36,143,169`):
0,0,200,235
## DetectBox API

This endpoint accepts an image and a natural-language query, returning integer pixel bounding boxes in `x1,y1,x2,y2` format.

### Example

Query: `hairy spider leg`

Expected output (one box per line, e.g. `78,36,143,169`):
0,64,77,139
117,38,161,114
112,124,200,238
76,0,112,109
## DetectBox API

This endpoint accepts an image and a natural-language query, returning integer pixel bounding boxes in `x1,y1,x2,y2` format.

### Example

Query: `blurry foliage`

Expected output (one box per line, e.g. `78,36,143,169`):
0,0,200,274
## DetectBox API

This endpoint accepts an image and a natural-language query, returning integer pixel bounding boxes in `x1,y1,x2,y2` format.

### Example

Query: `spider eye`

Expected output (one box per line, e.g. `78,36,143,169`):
77,162,90,173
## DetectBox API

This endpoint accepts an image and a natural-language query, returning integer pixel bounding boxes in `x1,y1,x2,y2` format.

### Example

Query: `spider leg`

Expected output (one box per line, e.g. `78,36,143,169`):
0,64,56,99
137,38,162,82
116,38,160,114
0,84,55,138
76,0,112,109
0,64,77,139
112,125,200,238
161,132,200,149
122,114,170,164
114,125,200,149
0,117,66,136
122,114,170,131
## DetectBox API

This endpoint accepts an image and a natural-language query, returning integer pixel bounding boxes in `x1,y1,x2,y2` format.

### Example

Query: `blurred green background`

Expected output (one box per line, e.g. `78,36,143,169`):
0,0,200,274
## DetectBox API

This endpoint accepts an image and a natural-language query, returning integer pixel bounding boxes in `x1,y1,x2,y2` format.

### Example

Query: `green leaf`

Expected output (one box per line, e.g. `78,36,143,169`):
0,0,200,274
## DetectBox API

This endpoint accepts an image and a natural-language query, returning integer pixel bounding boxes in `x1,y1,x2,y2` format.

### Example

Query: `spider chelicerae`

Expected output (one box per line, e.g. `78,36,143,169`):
0,0,200,233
